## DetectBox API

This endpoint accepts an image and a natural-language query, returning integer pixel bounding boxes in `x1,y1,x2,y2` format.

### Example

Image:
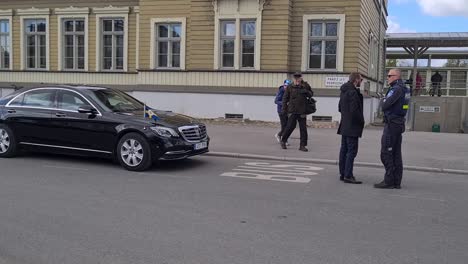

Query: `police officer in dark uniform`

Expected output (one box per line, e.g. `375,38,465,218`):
374,69,410,189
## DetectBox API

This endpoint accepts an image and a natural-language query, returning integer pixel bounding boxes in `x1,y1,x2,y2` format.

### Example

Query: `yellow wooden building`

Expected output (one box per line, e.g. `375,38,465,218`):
0,0,388,122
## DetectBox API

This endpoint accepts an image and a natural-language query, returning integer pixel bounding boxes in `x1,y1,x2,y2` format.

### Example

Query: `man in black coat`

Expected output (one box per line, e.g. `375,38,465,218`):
430,71,443,97
337,72,365,184
281,72,314,152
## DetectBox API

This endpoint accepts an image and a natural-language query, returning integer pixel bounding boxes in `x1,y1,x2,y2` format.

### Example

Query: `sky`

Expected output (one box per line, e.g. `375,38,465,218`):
387,0,468,33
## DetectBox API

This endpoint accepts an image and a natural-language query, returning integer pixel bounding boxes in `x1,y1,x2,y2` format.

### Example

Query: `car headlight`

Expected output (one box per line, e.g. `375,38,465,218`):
150,126,179,138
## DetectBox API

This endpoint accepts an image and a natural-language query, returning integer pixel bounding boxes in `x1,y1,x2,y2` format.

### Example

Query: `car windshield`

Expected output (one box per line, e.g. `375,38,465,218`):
87,89,144,112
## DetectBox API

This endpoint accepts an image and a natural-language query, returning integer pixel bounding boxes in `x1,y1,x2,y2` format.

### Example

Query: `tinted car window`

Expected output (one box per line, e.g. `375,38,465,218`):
13,90,56,108
0,93,19,106
87,89,143,112
8,94,25,106
58,90,91,111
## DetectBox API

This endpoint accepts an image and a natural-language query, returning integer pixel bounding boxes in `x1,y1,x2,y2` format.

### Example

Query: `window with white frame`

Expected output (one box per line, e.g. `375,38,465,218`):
101,18,124,71
219,19,256,69
220,20,235,68
25,19,47,69
308,20,339,70
240,20,255,68
155,23,181,68
63,19,85,70
0,20,10,69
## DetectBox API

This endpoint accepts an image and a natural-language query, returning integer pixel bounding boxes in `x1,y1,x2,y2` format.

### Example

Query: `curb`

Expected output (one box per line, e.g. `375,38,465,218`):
205,152,468,176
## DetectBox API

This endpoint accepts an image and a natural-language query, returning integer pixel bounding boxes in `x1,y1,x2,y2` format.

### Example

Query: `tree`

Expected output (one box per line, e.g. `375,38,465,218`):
386,59,412,67
386,59,397,67
444,59,468,67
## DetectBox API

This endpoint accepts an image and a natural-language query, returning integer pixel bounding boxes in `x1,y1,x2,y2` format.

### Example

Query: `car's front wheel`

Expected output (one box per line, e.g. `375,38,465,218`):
117,133,152,171
0,124,18,158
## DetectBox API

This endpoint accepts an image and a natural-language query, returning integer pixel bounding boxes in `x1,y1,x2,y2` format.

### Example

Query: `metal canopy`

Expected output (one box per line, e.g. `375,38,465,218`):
386,33,468,48
384,32,468,90
383,32,468,129
387,49,468,60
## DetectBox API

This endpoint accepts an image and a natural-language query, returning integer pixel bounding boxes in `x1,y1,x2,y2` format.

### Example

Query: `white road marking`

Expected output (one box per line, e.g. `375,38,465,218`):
233,168,318,176
220,172,311,183
244,162,324,171
220,161,323,183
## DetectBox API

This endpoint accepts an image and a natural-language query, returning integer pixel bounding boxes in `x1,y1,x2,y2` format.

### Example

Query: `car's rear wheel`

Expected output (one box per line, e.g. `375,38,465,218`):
117,132,152,171
0,124,18,158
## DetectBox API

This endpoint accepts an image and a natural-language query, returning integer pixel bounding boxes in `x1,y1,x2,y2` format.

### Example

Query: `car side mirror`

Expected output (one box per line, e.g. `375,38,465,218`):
78,106,98,115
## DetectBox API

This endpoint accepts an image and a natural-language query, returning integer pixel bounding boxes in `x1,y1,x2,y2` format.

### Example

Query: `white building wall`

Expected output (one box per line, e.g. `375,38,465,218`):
0,89,14,98
131,91,376,124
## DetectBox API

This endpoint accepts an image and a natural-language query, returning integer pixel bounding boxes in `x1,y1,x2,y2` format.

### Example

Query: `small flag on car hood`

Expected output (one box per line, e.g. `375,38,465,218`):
144,105,159,121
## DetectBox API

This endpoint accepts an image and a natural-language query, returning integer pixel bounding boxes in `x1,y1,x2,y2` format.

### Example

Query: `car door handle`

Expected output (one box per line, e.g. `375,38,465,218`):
7,109,16,113
55,112,67,117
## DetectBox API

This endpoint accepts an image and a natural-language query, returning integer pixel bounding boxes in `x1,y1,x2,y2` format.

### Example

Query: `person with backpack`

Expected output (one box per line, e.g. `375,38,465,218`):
274,79,292,143
280,72,314,152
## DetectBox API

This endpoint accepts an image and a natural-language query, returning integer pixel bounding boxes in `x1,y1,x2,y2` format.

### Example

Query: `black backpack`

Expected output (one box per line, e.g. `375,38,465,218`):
305,96,317,115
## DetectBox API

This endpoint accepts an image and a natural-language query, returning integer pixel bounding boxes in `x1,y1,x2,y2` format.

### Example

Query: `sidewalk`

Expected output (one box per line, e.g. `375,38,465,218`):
204,123,468,173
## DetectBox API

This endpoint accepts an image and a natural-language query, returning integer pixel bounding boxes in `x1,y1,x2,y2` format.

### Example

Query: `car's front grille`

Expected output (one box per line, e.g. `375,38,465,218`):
178,125,207,142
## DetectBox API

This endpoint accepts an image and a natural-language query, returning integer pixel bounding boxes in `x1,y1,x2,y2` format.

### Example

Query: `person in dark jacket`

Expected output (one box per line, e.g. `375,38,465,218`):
374,68,410,189
337,72,364,184
280,72,314,152
430,71,443,97
275,79,292,143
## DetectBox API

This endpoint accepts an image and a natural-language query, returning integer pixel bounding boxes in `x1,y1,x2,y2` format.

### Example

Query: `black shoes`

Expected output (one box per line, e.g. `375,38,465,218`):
280,142,307,152
374,181,400,189
338,178,401,188
343,177,362,184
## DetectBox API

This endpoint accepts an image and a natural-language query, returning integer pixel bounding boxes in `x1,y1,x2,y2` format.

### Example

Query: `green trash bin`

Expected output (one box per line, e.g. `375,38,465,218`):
432,123,441,133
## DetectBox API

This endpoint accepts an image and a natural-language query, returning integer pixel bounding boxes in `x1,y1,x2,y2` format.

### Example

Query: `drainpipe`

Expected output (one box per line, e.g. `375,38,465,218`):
377,0,383,92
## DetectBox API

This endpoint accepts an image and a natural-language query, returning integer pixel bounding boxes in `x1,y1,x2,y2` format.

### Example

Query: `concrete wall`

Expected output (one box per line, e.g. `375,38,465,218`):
129,91,375,124
0,89,15,98
366,97,380,123
411,97,468,133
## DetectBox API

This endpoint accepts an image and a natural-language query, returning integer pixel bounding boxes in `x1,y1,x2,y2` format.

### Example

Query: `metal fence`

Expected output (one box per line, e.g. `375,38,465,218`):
384,68,468,97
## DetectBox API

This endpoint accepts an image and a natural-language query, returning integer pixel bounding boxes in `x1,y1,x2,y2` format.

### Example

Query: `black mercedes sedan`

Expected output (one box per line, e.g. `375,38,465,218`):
0,86,209,171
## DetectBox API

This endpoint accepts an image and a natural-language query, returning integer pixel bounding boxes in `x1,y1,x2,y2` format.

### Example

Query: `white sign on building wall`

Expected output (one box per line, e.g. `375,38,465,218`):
325,77,348,87
419,106,441,113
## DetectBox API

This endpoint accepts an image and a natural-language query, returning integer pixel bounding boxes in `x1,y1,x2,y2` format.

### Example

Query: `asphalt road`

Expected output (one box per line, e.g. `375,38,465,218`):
0,153,467,264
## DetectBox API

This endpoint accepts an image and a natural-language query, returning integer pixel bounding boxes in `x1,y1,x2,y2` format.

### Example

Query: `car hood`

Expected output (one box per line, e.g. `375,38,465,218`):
113,109,201,128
